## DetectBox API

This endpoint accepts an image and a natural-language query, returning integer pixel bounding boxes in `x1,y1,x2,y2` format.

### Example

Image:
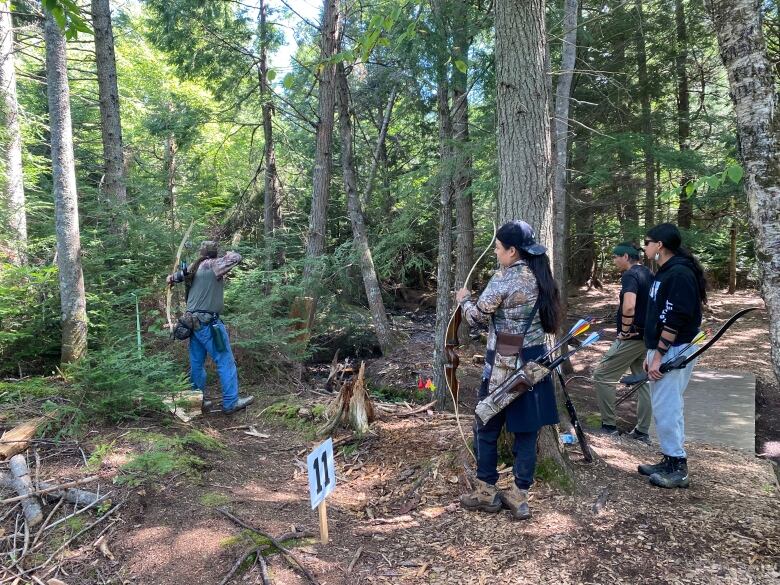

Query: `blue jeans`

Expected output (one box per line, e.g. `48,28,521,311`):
648,345,698,458
474,410,538,490
189,320,239,411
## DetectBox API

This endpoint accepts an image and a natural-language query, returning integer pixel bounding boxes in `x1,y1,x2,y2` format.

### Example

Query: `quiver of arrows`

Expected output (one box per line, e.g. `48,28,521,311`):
474,361,551,424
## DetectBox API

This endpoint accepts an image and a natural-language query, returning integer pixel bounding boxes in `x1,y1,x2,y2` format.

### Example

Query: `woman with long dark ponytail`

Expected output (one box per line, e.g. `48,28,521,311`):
454,220,562,520
638,223,705,488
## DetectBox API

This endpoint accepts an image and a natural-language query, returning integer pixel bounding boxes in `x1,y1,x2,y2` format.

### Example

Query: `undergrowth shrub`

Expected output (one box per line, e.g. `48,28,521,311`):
0,263,61,375
62,340,189,431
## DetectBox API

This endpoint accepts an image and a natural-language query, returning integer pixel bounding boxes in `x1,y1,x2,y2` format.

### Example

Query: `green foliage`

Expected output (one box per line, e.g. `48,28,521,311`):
0,264,61,374
63,342,189,428
0,377,60,404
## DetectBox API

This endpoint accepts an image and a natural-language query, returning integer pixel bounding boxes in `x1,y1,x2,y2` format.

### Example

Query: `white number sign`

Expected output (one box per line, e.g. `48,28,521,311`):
307,438,336,509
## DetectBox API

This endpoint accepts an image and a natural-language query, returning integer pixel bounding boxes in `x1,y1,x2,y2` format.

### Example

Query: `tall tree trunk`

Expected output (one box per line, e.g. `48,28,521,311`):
495,0,552,238
675,0,692,228
258,0,283,263
552,0,578,297
335,62,393,354
164,132,177,230
496,0,572,479
708,0,780,384
302,0,341,327
451,4,474,294
432,76,455,408
45,10,87,363
636,0,655,231
91,0,127,236
0,4,26,264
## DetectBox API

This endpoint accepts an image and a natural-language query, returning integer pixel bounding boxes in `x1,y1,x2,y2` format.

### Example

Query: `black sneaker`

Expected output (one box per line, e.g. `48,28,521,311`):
627,428,651,445
650,457,690,489
223,395,255,415
638,454,674,476
597,424,620,437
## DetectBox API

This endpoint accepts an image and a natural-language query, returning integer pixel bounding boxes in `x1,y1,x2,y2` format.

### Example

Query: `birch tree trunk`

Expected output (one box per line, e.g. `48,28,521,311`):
45,10,87,363
91,0,127,236
495,0,552,240
552,0,578,294
0,4,26,264
335,62,392,354
259,0,283,263
164,132,177,230
636,0,655,231
302,0,341,325
707,0,780,384
675,0,693,229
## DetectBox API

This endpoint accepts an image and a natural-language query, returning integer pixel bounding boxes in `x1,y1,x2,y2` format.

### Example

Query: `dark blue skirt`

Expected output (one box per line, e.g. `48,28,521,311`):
479,344,559,433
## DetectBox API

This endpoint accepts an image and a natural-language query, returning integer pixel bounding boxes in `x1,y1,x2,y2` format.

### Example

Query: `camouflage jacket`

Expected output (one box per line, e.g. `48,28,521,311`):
460,260,545,353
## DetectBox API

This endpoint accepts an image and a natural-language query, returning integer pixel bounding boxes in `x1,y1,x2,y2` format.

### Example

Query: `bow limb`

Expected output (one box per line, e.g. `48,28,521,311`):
444,222,497,462
166,220,195,332
679,307,761,367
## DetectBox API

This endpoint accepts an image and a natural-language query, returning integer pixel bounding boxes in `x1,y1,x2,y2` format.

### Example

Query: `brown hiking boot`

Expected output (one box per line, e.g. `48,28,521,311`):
499,484,531,520
459,479,502,513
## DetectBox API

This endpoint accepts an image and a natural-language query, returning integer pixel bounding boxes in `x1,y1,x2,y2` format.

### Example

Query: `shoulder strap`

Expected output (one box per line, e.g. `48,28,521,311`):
522,299,540,335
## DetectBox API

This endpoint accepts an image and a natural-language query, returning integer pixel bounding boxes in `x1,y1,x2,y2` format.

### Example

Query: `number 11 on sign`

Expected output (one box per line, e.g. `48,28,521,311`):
307,438,336,544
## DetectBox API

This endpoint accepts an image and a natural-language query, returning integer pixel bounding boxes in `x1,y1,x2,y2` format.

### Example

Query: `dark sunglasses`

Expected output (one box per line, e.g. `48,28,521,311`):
644,239,658,246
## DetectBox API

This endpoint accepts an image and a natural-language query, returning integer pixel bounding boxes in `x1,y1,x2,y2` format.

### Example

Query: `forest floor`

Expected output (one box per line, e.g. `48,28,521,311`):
1,288,778,585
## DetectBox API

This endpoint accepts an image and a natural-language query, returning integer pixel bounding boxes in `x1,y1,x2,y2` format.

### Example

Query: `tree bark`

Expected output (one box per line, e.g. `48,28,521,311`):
675,0,693,229
495,0,552,240
552,0,578,292
335,62,393,355
0,4,26,264
302,0,341,324
432,75,455,408
164,131,177,230
45,10,87,364
568,136,593,286
495,0,572,478
91,0,127,236
451,3,474,295
636,0,655,231
707,0,780,384
258,0,283,263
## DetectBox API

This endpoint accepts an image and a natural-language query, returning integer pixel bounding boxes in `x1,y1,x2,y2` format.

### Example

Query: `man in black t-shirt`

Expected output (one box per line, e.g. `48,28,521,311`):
592,243,654,442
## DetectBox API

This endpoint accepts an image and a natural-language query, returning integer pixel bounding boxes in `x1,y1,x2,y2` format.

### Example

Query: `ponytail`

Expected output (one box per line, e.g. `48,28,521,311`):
676,246,708,304
519,250,562,333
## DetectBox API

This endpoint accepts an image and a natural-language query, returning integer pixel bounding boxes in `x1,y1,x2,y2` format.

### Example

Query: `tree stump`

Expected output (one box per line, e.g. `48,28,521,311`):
319,361,375,436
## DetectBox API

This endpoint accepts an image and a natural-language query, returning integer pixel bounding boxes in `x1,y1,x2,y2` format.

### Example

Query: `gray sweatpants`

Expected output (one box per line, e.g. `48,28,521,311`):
593,339,651,433
648,345,698,458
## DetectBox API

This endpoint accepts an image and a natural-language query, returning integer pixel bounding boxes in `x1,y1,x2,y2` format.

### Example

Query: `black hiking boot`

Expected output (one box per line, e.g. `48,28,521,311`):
650,457,690,489
638,454,674,476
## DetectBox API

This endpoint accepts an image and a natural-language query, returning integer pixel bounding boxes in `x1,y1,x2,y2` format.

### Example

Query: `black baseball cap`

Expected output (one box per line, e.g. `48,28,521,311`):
496,220,547,256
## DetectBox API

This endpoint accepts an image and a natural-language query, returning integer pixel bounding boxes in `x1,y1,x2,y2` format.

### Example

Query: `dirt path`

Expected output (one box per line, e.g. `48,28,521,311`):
2,288,778,584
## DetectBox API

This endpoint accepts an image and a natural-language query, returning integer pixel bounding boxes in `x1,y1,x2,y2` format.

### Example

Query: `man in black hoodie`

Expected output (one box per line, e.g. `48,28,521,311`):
638,224,706,489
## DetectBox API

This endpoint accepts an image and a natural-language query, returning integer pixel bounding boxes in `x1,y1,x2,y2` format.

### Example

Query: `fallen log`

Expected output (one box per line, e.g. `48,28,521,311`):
7,455,43,527
0,416,46,460
0,472,103,507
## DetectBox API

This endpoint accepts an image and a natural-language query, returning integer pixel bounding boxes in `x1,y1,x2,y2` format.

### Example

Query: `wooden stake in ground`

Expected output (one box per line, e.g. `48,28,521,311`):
318,361,374,436
318,500,329,545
